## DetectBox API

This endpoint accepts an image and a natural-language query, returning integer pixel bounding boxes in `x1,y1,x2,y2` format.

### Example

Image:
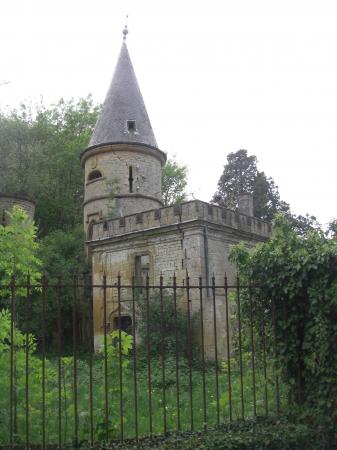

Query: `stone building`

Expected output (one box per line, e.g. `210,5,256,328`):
0,192,36,225
82,29,271,355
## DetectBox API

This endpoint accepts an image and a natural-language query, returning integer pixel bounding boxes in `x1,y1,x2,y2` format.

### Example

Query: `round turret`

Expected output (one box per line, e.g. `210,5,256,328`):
0,192,36,225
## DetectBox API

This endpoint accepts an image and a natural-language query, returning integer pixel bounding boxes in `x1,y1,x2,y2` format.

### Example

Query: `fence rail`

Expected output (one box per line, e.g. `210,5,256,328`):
0,274,285,449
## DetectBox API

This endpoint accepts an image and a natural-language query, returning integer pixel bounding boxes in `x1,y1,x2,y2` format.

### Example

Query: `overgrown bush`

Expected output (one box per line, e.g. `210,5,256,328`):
230,214,337,434
136,290,198,359
86,416,336,449
0,309,133,444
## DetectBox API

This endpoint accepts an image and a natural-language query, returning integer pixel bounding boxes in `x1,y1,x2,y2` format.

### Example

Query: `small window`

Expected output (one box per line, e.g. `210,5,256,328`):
88,170,102,181
127,120,136,132
128,166,133,193
135,254,150,289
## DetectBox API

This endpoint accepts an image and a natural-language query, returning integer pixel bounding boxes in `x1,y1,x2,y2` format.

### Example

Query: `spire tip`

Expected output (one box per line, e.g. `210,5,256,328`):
123,15,129,41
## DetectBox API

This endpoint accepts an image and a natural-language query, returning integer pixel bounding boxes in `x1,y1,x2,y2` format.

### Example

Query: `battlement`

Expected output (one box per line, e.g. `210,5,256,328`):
89,200,271,242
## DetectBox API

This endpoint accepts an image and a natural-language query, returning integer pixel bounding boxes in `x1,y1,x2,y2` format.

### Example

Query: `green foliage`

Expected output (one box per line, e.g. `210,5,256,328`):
161,158,188,206
137,291,198,358
100,417,335,449
212,149,289,221
0,206,41,290
284,211,321,236
327,218,337,240
38,226,86,280
23,226,87,346
230,214,337,430
0,97,100,235
0,314,133,444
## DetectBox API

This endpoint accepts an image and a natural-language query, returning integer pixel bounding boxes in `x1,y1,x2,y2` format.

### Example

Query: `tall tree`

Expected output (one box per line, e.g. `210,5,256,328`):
0,97,100,235
161,158,188,206
212,149,289,221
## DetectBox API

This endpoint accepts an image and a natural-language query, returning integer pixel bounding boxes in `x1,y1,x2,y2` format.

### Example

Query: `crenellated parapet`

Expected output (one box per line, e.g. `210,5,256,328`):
88,200,271,243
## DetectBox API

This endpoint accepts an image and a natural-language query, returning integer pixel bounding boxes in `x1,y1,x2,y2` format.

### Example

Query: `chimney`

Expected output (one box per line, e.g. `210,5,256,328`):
238,193,254,216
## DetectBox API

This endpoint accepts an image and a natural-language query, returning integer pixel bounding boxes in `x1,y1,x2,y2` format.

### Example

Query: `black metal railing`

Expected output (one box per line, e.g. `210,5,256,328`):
0,274,285,449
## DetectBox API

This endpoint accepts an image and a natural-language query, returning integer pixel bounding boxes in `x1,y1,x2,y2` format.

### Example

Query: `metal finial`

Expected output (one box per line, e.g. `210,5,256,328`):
123,15,129,40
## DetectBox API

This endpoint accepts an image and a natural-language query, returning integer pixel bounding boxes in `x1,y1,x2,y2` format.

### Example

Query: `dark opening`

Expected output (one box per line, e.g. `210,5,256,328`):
135,254,150,291
88,170,102,181
128,166,133,193
127,120,136,132
113,316,132,334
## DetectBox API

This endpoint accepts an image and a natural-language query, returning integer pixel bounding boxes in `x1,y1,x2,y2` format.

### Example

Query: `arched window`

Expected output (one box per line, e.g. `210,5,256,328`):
88,170,102,182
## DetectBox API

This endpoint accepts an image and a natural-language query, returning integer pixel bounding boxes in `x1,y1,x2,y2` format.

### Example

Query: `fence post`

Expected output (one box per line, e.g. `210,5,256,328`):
236,274,245,420
199,276,207,429
186,272,194,430
173,273,181,431
224,274,232,421
10,275,15,449
117,272,124,442
212,274,220,426
131,274,139,441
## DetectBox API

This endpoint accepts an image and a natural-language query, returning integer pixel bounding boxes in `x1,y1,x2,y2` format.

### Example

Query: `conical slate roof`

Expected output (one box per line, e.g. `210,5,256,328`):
89,42,158,148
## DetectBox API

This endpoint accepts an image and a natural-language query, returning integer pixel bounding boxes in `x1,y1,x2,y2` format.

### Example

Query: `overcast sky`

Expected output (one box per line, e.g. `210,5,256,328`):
1,0,336,226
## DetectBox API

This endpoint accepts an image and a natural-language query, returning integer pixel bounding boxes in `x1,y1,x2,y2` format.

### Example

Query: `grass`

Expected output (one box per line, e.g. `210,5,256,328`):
0,349,286,446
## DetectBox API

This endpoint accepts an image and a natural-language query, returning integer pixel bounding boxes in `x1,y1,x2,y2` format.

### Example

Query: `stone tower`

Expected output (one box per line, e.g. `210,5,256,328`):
84,28,272,354
81,29,166,237
0,192,35,225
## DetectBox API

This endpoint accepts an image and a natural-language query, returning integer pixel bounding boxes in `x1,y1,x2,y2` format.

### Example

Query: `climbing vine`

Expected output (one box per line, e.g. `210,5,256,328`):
230,214,337,431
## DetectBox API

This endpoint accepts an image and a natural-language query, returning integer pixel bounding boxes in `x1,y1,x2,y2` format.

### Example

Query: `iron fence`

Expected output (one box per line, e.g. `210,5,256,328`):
0,274,285,449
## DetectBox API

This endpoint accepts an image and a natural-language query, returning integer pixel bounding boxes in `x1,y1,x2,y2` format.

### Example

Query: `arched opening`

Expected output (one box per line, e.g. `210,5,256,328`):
113,315,132,334
88,170,102,182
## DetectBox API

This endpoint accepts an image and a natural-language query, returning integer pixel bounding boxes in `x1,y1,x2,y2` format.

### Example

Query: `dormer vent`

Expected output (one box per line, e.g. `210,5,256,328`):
127,120,136,132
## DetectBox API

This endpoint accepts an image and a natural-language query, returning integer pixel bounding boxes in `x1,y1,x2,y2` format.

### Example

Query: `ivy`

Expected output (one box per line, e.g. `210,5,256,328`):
229,214,337,433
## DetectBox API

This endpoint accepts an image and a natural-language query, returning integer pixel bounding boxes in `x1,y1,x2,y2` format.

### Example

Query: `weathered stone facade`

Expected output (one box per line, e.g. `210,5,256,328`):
87,200,271,355
0,193,36,225
81,143,166,236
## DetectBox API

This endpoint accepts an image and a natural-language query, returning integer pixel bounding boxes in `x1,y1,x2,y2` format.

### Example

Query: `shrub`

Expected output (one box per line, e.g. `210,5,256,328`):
136,290,198,359
230,214,337,433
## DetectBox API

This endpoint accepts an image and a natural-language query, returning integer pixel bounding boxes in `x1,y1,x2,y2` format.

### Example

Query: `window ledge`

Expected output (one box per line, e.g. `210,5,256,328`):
86,176,106,186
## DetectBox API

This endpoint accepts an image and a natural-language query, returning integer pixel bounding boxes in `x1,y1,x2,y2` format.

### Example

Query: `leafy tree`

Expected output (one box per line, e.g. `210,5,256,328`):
212,149,289,221
38,226,86,280
285,212,321,236
0,97,100,235
0,206,41,289
230,214,337,431
327,219,337,240
32,226,88,347
162,158,188,206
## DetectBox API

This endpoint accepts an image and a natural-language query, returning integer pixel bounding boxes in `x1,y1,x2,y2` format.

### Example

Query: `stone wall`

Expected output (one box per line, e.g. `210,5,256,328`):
88,199,271,357
0,193,35,224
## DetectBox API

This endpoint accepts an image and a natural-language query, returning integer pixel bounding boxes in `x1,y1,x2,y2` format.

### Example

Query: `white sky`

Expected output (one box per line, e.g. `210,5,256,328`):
1,0,336,226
